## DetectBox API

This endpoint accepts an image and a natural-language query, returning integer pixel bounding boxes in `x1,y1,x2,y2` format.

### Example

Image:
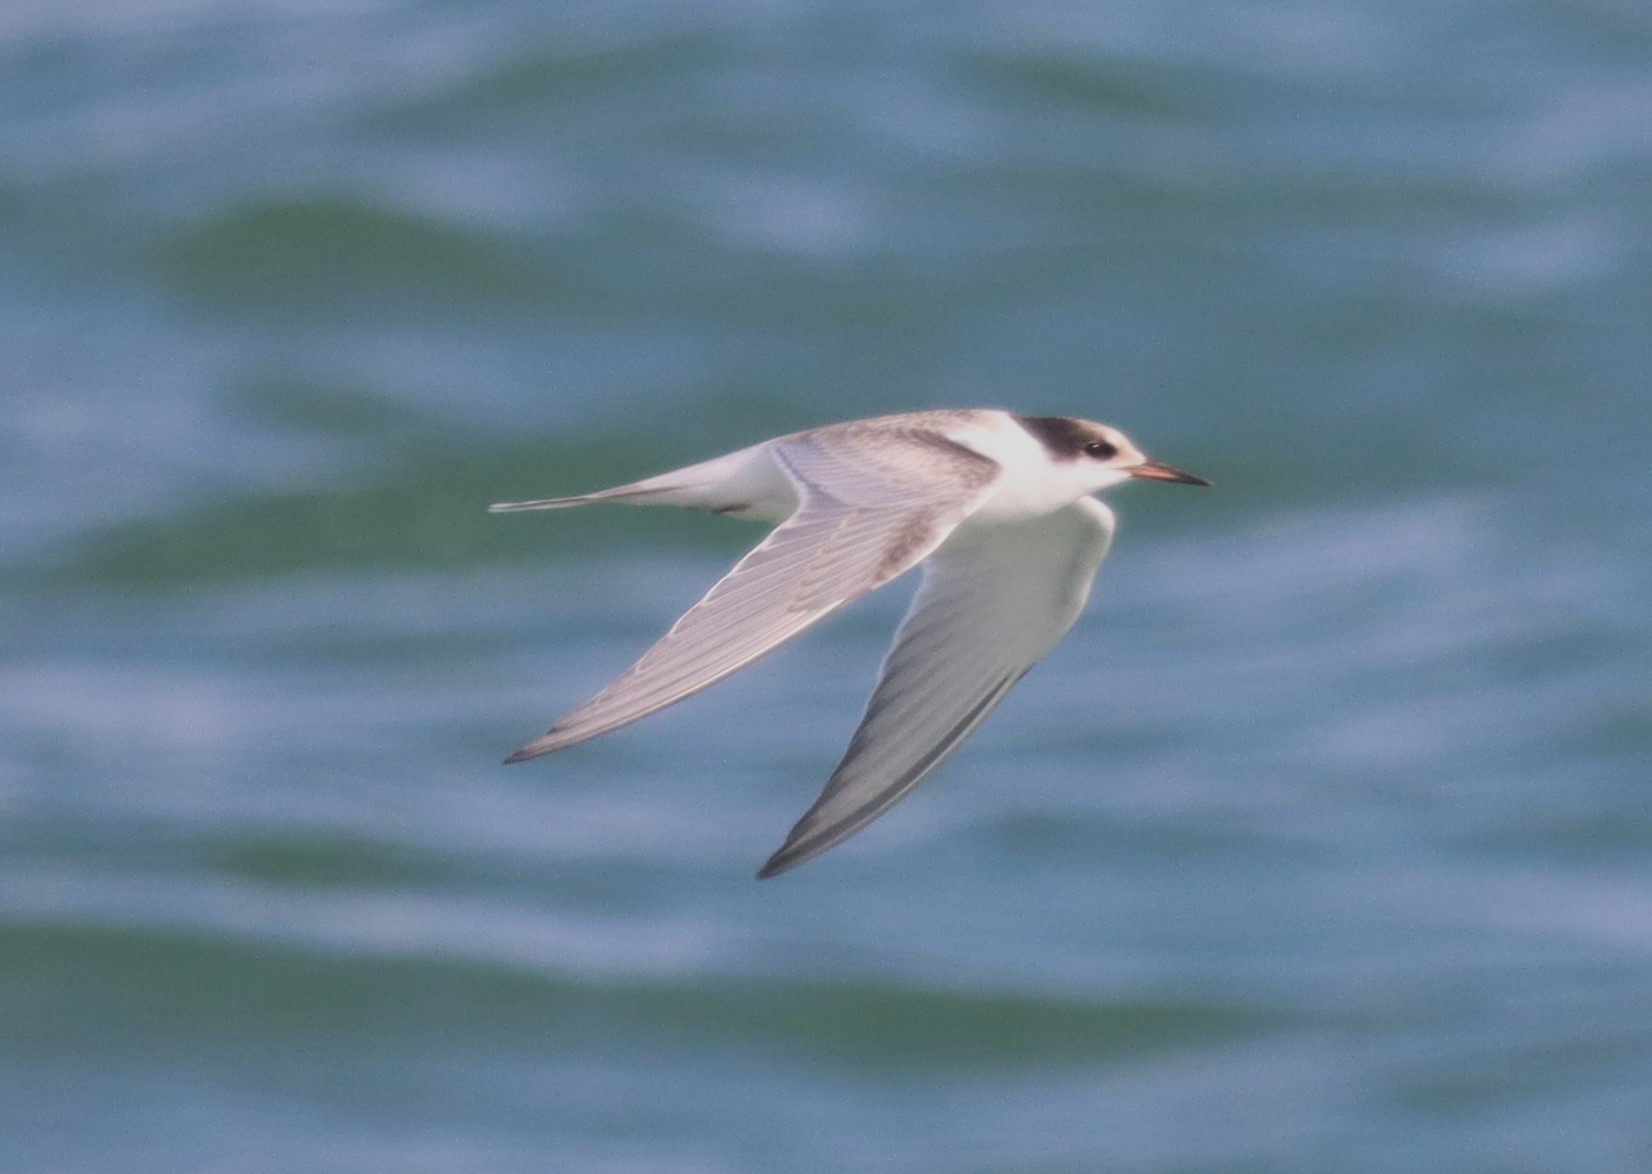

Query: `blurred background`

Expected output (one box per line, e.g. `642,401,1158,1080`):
3,1,1650,1170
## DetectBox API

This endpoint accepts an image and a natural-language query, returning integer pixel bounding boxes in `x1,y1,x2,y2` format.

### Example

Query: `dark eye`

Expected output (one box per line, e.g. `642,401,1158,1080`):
1083,439,1118,459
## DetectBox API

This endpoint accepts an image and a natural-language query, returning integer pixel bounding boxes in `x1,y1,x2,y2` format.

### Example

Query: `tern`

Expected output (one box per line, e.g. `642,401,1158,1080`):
492,409,1209,878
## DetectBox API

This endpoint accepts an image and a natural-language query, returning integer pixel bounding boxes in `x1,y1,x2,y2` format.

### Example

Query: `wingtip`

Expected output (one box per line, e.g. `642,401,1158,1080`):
754,839,813,880
502,734,561,764
754,857,789,881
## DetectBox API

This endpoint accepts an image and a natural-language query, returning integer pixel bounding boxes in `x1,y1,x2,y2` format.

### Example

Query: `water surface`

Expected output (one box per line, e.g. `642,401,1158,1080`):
3,1,1651,1170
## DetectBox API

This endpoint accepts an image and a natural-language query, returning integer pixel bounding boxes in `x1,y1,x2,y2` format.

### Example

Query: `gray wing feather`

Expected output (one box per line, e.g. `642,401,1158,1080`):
506,428,1001,761
757,497,1116,878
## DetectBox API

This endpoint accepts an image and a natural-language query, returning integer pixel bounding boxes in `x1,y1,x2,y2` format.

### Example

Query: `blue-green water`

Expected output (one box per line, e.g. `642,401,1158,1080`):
4,2,1651,1170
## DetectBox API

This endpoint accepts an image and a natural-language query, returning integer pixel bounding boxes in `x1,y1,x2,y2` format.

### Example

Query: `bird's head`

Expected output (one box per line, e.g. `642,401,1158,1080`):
1015,415,1211,495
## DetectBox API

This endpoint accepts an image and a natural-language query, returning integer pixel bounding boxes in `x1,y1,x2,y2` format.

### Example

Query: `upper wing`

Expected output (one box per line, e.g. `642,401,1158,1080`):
506,426,1002,761
756,496,1117,878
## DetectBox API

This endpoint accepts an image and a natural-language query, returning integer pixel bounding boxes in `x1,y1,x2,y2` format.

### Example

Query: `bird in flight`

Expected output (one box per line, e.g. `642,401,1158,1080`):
492,410,1209,878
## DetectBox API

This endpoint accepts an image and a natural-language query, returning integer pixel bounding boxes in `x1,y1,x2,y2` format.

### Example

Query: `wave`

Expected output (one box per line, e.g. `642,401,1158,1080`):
156,195,550,314
39,414,749,588
366,29,729,132
0,915,1274,1069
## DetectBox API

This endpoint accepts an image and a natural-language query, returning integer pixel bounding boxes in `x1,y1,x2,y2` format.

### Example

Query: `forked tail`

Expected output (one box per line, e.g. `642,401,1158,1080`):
488,494,593,512
488,485,671,513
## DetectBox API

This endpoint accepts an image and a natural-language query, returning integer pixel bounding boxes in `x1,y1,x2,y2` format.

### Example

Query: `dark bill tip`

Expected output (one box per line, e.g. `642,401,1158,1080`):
1129,459,1211,487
